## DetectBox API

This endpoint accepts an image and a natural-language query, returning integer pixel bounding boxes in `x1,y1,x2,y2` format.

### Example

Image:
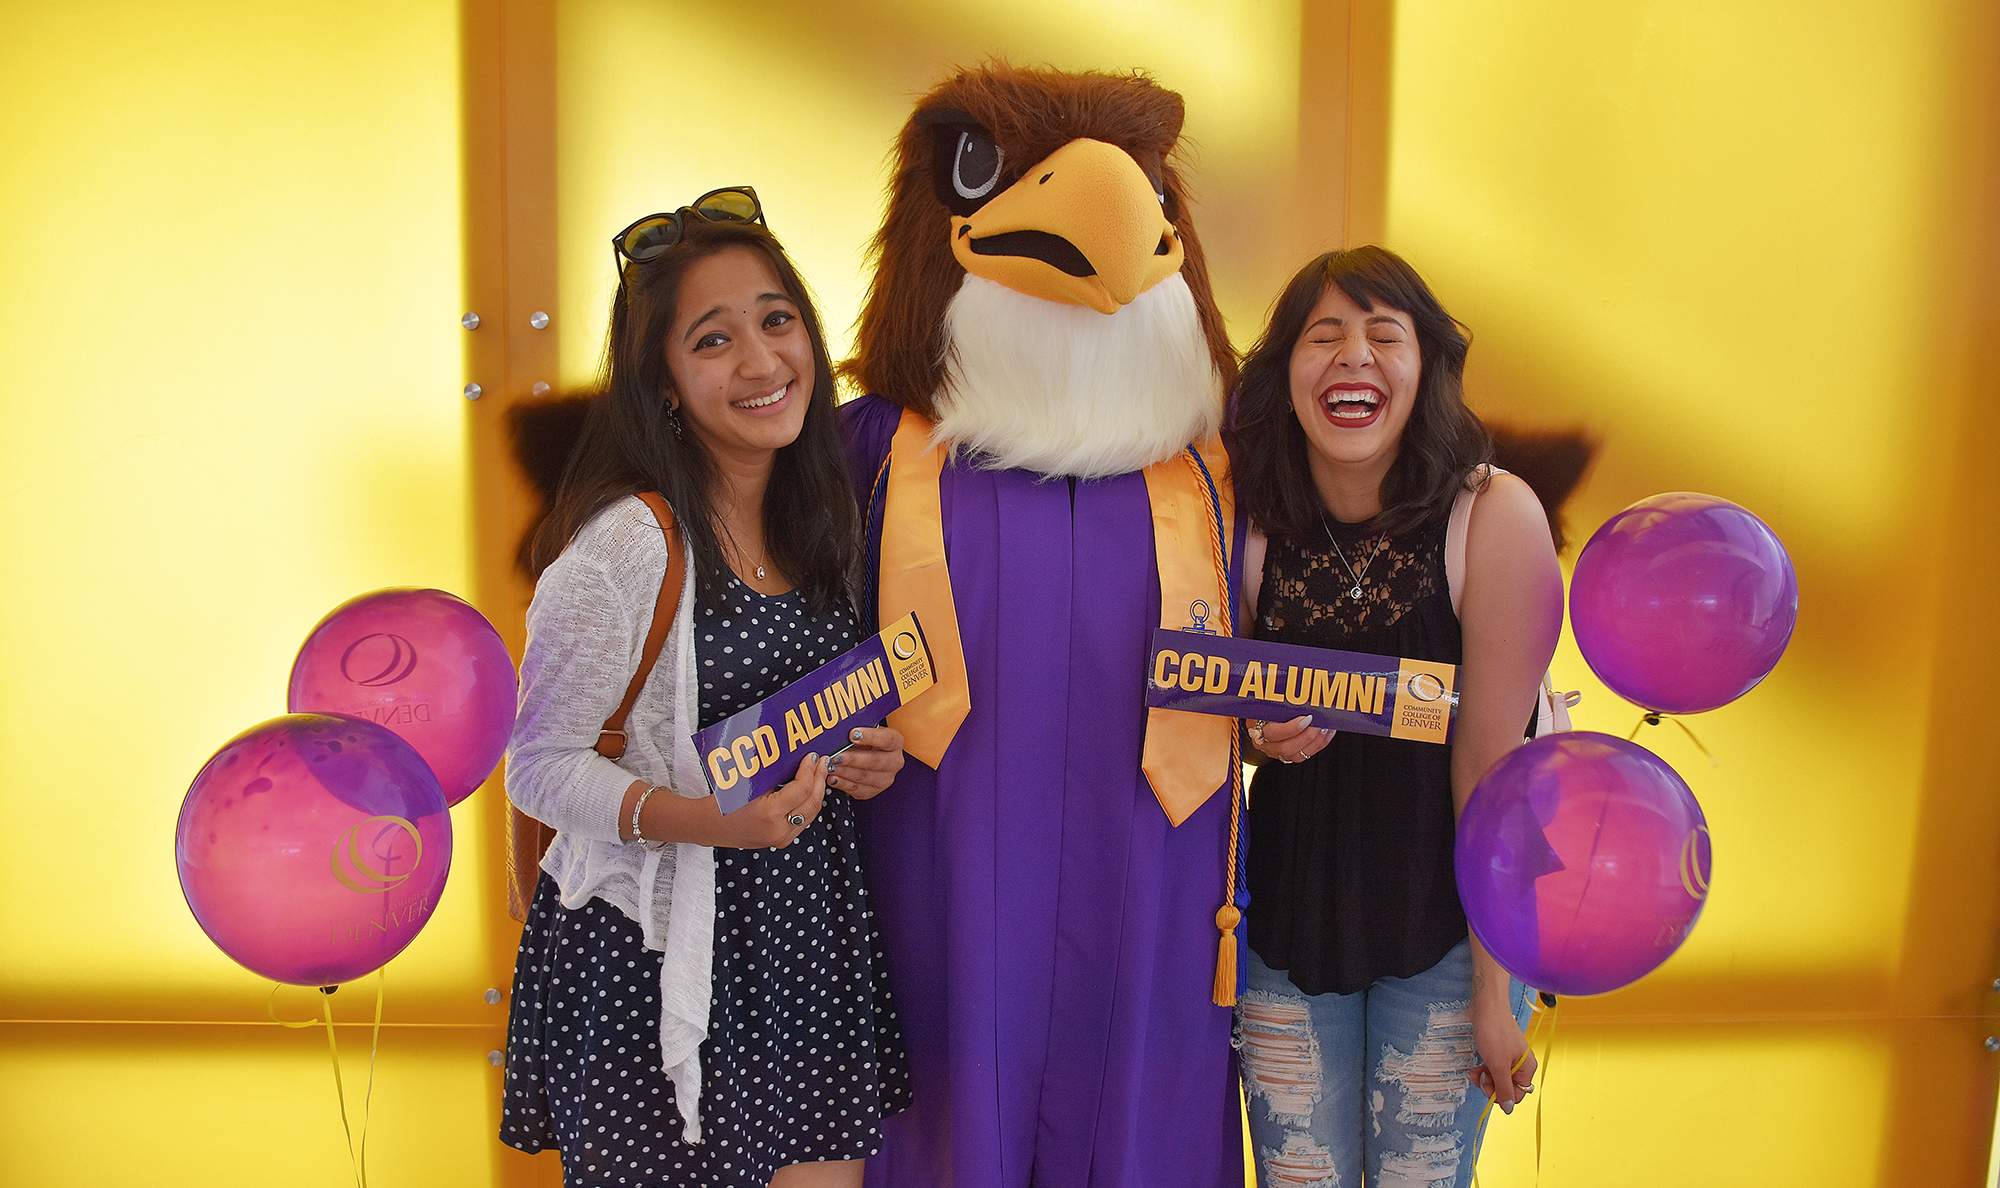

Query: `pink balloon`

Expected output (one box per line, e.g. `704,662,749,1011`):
1569,493,1798,715
287,588,515,805
1456,732,1711,996
176,714,452,986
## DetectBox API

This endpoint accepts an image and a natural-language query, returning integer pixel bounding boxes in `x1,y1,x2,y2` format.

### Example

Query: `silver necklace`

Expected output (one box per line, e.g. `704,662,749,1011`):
1322,516,1382,600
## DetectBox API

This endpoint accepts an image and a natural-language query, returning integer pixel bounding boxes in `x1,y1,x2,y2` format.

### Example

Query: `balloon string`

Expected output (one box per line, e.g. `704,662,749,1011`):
315,969,387,1188
1533,996,1557,1185
1470,992,1558,1188
1626,711,1720,767
319,988,364,1188
361,966,386,1185
268,983,320,1029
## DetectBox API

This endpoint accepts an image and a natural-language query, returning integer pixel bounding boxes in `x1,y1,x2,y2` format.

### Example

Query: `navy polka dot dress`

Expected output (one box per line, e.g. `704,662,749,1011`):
501,578,910,1186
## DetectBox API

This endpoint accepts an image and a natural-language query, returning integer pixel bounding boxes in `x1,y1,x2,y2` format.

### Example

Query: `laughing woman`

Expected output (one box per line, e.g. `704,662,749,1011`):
1231,246,1562,1188
501,191,910,1188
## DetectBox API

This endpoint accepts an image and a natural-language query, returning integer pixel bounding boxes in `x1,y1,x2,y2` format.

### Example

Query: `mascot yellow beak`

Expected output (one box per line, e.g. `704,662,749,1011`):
949,138,1186,315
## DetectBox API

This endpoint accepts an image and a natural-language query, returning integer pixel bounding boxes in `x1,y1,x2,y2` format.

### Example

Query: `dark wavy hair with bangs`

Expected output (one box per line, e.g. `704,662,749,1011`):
1233,245,1493,539
529,216,858,616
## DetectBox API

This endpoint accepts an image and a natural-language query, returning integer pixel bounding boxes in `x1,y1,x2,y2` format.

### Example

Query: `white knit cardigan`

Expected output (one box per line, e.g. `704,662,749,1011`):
506,496,714,1141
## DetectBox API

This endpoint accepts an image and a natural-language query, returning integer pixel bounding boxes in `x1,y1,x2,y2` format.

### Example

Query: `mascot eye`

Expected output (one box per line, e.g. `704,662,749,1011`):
920,112,1008,215
952,132,1005,201
1143,162,1179,220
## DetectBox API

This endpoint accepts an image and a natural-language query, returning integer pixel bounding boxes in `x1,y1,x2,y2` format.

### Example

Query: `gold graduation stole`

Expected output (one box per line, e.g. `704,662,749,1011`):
878,408,1235,825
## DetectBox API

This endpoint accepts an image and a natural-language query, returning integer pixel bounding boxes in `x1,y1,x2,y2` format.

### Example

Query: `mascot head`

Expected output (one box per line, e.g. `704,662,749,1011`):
844,64,1238,478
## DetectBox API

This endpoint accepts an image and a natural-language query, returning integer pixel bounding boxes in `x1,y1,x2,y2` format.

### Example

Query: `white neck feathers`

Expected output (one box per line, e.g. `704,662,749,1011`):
930,273,1223,479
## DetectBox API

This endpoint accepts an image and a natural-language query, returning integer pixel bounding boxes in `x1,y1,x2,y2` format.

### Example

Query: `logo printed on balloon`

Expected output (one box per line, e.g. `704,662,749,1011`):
1679,824,1712,900
339,633,420,687
179,714,453,985
290,589,520,806
330,815,425,894
330,893,438,946
1406,672,1447,703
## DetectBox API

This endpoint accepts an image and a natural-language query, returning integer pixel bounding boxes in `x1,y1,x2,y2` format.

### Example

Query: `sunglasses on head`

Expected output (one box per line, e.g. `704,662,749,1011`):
612,186,765,268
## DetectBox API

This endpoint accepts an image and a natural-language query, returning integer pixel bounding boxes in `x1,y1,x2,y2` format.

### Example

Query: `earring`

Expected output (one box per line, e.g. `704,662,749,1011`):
665,401,683,438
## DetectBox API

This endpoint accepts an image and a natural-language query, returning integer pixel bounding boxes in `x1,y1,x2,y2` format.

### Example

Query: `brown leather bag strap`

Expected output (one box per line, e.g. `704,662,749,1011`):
594,491,684,760
508,492,685,923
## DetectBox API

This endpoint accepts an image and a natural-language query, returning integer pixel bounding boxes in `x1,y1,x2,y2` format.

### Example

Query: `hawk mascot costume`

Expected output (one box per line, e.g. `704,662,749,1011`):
840,65,1246,1188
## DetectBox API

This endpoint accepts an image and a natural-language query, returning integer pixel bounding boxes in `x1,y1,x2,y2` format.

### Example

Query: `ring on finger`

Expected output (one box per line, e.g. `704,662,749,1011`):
1246,720,1266,746
787,813,806,828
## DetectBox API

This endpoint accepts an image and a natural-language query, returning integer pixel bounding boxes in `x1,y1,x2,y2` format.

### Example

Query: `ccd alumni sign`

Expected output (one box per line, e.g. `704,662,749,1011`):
693,612,938,812
1144,628,1459,744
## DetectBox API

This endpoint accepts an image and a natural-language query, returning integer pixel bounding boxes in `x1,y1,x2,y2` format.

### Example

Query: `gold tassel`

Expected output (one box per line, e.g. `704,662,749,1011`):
1181,447,1247,1012
1212,905,1241,1007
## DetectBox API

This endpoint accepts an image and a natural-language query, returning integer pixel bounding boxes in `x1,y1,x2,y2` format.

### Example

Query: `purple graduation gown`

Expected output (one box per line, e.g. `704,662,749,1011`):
843,394,1244,1188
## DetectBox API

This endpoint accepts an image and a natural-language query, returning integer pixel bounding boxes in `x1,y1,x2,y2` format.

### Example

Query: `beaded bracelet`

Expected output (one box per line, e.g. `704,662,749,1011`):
630,784,669,851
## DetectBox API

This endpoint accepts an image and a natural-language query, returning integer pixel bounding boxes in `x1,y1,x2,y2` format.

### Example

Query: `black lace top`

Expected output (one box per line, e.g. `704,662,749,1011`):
1245,511,1466,996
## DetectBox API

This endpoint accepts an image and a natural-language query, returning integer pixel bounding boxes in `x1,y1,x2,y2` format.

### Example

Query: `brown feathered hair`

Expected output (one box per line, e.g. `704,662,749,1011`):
840,64,1237,415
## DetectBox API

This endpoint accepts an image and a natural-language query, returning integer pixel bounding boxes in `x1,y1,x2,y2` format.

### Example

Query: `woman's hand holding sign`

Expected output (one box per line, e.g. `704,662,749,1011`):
621,754,833,852
827,726,905,801
718,753,830,850
1244,715,1335,766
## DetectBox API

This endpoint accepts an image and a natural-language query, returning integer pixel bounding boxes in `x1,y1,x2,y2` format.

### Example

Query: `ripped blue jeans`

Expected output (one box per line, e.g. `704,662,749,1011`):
1235,941,1531,1188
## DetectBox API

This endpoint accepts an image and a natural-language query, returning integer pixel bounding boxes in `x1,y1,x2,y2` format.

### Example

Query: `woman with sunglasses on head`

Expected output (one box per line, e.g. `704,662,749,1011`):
1230,246,1562,1188
501,188,911,1188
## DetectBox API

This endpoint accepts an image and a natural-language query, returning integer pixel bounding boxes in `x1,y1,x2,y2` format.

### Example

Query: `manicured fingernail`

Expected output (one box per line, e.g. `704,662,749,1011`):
805,753,818,763
827,754,842,769
850,728,864,742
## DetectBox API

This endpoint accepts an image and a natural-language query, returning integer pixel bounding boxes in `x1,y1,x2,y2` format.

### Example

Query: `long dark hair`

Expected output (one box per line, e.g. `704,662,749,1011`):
529,217,859,616
1234,246,1492,539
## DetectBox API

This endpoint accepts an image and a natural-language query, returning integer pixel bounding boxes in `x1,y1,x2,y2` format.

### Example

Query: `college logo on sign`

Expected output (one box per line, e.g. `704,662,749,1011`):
330,816,424,894
1406,672,1447,702
339,633,420,686
891,632,918,662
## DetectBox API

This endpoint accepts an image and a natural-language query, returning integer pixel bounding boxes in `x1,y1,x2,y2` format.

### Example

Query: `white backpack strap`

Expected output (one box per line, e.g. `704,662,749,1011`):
1533,678,1581,737
1444,464,1499,618
1241,529,1268,631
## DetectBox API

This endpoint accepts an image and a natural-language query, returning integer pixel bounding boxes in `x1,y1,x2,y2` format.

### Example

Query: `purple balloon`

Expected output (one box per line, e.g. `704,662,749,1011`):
176,714,452,986
1456,732,1711,996
288,587,516,805
1569,493,1797,715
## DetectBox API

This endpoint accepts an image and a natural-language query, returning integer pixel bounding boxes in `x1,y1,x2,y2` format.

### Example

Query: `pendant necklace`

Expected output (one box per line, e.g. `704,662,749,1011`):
1322,516,1382,601
731,536,768,582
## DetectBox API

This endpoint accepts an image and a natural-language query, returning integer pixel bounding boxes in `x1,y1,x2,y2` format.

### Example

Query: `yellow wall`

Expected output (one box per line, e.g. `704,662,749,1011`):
1382,1,2000,1182
7,0,1996,1184
0,1,513,1183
